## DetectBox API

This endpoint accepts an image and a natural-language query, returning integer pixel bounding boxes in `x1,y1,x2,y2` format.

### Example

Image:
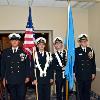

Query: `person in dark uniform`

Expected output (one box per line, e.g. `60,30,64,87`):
1,33,30,100
52,37,67,100
0,50,1,78
74,34,96,100
0,50,4,99
32,37,53,100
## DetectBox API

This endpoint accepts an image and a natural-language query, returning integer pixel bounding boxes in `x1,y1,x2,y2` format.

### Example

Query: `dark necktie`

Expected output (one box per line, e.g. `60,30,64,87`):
83,48,86,52
14,49,16,53
83,49,85,52
59,52,63,57
39,52,44,57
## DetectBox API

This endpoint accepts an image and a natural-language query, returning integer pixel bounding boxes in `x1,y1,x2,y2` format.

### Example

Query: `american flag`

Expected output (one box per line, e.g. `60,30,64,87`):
23,6,35,60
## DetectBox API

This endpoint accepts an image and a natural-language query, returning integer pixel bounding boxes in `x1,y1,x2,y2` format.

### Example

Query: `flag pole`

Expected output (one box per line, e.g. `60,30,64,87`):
28,1,38,99
33,48,38,100
66,80,68,100
66,0,70,100
34,69,38,100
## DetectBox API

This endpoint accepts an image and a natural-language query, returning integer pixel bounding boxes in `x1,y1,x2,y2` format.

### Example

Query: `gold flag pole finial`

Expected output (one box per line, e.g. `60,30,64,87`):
67,0,70,5
28,0,33,7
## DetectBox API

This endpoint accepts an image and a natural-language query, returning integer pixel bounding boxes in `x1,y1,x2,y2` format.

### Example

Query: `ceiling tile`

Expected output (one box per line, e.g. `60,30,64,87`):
33,0,54,7
0,0,98,8
53,1,67,7
82,2,96,8
8,0,27,6
75,1,88,8
0,0,8,5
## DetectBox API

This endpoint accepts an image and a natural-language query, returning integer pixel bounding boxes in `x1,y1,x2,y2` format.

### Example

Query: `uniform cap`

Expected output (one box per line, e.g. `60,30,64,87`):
8,33,21,40
78,34,88,41
53,37,63,44
35,37,46,44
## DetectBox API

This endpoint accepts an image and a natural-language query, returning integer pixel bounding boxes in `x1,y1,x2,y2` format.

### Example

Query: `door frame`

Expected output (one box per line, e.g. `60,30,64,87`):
0,30,53,52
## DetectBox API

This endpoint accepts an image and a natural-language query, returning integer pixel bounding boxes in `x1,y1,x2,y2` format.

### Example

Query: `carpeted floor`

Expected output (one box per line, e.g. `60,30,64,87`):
2,88,100,100
26,89,100,100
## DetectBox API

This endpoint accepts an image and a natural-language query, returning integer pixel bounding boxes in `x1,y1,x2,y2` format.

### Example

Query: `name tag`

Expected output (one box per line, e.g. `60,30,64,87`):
7,55,11,58
79,53,82,55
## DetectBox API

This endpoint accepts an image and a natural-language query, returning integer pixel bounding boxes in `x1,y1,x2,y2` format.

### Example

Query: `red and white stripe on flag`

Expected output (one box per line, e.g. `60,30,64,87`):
23,28,35,60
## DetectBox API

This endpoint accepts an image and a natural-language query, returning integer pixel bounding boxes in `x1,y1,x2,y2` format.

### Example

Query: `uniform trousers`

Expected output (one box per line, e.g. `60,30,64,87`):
56,78,66,100
7,83,26,100
76,80,91,100
38,83,50,100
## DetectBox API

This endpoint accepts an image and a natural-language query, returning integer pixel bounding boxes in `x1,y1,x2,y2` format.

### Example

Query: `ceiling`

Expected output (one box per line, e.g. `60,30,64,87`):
0,0,100,8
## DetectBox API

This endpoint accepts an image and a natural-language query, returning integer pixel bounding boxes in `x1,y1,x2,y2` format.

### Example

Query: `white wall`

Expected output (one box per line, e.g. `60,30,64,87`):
0,6,88,42
88,3,100,95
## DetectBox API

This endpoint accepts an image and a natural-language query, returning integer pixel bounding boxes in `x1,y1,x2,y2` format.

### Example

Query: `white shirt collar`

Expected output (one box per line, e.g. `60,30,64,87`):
58,50,63,54
39,51,44,56
57,49,63,53
57,50,63,57
81,46,86,52
12,46,19,53
39,50,44,53
81,46,86,50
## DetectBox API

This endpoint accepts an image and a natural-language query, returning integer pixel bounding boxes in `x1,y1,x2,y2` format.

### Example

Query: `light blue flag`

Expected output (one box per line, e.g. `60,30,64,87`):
64,3,75,90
